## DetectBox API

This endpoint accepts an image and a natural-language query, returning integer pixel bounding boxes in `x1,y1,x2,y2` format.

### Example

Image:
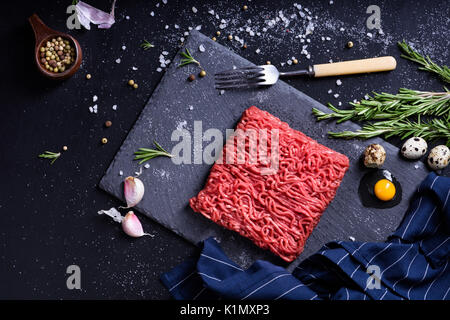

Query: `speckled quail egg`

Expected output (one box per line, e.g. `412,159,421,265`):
427,145,450,170
401,137,428,160
363,144,386,168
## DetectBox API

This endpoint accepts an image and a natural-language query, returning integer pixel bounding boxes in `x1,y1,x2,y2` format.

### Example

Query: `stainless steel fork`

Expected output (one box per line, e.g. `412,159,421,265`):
214,56,397,90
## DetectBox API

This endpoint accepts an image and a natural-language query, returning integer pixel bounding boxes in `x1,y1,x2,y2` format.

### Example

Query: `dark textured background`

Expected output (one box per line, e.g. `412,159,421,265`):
0,0,448,299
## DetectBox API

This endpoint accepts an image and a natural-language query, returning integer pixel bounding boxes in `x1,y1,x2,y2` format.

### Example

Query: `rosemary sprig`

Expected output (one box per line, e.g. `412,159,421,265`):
141,40,154,50
133,141,173,164
312,89,450,123
38,151,61,165
178,48,201,68
328,118,450,145
398,40,450,83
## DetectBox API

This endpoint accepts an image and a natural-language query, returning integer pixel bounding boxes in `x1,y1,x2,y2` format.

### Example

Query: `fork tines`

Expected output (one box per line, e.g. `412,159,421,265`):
215,66,266,89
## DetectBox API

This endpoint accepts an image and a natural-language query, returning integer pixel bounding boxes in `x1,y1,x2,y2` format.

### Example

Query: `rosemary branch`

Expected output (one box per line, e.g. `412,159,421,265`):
328,118,450,144
133,141,173,164
38,151,61,164
178,48,201,68
312,88,450,123
398,40,450,83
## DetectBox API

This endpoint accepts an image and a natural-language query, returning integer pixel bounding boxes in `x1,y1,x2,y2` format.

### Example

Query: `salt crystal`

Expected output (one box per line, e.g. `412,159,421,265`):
336,79,342,86
174,24,179,29
340,27,345,32
156,67,162,72
188,105,194,110
162,51,169,55
219,90,225,95
349,236,355,242
414,164,419,169
199,44,205,52
112,104,117,110
122,45,126,50
93,95,98,102
330,0,334,4
287,60,292,65
195,25,202,30
326,36,331,41
144,163,150,169
192,6,197,13
89,106,93,113
367,32,373,38
165,25,169,29
162,0,167,4
184,31,189,36
255,48,261,54
180,37,185,42
150,11,155,16
125,16,130,20
321,36,325,41
328,89,333,94
334,93,340,98
338,102,342,106
119,170,123,176
115,58,121,64
208,9,215,15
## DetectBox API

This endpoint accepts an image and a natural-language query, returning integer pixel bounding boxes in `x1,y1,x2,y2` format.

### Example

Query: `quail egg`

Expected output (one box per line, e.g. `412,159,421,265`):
401,137,428,160
427,145,450,170
363,144,386,168
358,169,402,208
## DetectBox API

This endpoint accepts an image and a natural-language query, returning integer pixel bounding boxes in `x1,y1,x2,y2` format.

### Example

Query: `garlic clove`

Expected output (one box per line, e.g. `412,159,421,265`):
122,211,152,238
123,176,145,208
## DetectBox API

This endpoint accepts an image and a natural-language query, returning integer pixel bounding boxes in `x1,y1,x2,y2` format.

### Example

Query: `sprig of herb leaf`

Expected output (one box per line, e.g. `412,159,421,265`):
141,40,154,50
178,48,201,68
38,151,61,165
398,40,450,83
133,141,173,164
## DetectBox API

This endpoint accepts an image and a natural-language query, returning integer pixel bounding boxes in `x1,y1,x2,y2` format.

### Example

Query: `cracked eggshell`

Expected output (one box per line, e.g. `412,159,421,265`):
363,144,386,168
427,145,450,170
401,137,428,160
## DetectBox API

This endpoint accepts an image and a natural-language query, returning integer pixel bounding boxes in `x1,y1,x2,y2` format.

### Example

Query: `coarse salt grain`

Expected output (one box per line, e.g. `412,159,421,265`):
132,66,138,70
199,44,206,52
150,11,155,16
192,6,197,13
119,170,123,176
336,79,342,86
93,95,98,102
112,105,117,110
122,45,126,50
144,163,150,169
156,67,162,72
328,89,333,94
115,58,121,64
334,93,339,98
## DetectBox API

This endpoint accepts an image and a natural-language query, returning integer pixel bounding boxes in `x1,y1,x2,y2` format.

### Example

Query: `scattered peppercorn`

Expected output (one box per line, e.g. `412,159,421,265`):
293,59,298,64
86,73,91,80
199,70,206,77
347,41,354,48
188,74,196,81
128,79,135,86
62,146,68,151
101,138,108,144
105,121,112,128
242,44,247,49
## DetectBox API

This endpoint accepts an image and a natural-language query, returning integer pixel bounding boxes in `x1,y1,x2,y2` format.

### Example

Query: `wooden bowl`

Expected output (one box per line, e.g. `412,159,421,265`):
29,14,82,80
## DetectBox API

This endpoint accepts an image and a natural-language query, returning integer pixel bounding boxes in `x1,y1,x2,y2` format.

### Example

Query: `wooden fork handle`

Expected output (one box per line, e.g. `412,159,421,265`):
313,56,397,77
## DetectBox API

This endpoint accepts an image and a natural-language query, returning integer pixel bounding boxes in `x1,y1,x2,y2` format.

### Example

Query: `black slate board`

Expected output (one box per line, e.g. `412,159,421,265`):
99,31,429,268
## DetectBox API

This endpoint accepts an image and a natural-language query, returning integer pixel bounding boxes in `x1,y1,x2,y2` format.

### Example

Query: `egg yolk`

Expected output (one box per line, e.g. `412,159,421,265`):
374,179,396,201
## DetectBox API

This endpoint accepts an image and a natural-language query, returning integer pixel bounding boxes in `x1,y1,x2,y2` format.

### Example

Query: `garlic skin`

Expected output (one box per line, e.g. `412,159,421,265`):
123,176,145,208
122,211,150,238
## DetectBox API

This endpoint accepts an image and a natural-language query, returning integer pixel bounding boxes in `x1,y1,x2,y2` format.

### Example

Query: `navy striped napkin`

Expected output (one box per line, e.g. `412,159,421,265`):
161,172,449,300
